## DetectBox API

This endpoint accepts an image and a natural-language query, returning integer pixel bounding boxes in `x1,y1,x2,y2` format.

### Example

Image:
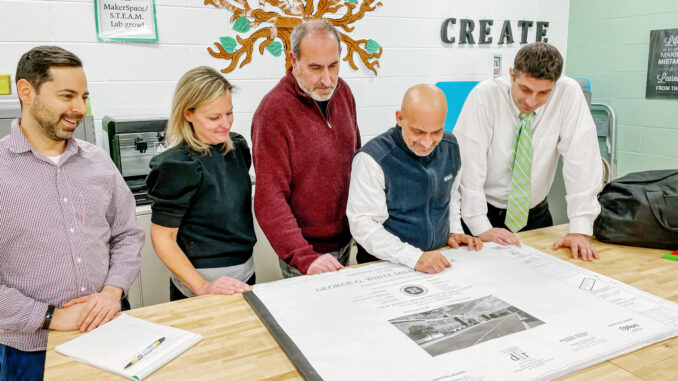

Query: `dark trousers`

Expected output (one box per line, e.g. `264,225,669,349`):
356,244,379,265
0,346,44,381
169,273,257,301
462,200,554,234
0,299,131,381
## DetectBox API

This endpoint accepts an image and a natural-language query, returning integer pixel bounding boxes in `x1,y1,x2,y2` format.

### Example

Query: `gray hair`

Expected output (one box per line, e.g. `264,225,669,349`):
290,19,342,59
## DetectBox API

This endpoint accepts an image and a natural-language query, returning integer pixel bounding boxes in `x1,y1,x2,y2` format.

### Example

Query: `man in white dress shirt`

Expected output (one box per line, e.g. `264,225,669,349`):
347,84,481,274
454,42,602,261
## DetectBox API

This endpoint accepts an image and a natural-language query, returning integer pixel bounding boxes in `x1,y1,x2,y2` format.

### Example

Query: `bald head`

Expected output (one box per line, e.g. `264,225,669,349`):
400,84,447,121
396,84,448,157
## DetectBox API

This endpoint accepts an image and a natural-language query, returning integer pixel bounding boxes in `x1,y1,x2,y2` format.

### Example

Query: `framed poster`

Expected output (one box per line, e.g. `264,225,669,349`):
94,0,158,42
646,28,678,99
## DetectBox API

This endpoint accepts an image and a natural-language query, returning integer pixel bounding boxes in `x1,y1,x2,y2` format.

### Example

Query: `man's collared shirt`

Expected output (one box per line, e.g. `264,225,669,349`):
454,76,602,237
347,151,464,269
0,118,143,351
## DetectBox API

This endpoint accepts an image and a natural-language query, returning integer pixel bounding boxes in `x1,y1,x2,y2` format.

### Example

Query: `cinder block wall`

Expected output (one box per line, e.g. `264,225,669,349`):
0,0,570,145
567,0,678,177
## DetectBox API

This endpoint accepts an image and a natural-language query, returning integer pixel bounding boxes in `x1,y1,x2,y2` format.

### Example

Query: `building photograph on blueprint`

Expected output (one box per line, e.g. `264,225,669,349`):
389,295,544,356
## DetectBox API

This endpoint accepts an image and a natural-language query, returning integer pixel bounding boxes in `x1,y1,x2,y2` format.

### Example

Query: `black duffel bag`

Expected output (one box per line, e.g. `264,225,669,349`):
594,169,678,249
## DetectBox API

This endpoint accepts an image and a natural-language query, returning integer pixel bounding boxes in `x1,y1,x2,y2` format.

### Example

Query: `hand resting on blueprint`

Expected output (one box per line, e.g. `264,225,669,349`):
478,227,521,247
415,233,483,274
448,233,483,251
415,251,451,274
307,253,345,275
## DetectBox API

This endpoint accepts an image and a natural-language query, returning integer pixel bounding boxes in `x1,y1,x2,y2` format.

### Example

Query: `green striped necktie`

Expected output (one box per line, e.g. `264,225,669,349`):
505,112,534,233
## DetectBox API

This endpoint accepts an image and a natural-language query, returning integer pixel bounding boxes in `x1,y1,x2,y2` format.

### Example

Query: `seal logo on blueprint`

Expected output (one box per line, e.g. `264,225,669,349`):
400,285,428,296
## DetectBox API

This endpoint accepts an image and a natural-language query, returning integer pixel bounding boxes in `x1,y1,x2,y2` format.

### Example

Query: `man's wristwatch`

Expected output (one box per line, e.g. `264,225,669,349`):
42,305,56,330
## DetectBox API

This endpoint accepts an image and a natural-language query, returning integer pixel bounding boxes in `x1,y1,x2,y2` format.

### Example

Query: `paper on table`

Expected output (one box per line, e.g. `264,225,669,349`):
55,314,202,380
248,243,678,381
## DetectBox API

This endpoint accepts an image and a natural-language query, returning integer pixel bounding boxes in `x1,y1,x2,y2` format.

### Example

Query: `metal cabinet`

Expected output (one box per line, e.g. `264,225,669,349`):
128,205,171,308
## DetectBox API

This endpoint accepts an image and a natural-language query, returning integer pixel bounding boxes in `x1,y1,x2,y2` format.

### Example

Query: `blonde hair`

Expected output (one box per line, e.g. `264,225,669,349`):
166,66,234,154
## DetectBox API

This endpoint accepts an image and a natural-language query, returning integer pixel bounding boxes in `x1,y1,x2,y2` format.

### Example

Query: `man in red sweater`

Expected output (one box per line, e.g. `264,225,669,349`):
252,19,361,277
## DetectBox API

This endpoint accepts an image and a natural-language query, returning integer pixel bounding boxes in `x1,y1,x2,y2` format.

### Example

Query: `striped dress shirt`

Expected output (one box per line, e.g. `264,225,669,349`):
0,119,143,351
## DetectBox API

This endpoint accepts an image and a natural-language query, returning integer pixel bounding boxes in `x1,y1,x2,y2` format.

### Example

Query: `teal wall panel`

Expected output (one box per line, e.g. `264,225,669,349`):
567,0,678,176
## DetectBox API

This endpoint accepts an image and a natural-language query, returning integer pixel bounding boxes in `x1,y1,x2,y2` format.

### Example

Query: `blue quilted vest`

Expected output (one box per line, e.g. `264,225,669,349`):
359,126,462,251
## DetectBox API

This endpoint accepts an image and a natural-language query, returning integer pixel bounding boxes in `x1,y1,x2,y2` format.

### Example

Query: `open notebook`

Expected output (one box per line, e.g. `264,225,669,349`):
55,314,203,380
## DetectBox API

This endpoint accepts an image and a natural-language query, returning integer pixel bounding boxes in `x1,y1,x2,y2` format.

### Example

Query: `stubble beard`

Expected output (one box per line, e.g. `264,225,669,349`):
30,96,82,141
295,67,336,102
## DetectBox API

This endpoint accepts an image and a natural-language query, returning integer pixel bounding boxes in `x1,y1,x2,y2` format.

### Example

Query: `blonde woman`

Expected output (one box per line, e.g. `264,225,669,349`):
146,66,256,301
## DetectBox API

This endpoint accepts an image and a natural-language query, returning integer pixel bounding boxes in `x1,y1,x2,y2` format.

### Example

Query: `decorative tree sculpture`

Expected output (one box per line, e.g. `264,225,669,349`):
205,0,383,75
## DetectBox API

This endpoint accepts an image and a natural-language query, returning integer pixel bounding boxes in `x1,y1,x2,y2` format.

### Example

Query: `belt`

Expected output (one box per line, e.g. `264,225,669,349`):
488,199,549,216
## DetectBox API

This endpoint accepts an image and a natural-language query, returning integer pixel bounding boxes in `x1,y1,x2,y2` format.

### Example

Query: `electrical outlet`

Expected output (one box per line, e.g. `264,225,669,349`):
493,54,502,78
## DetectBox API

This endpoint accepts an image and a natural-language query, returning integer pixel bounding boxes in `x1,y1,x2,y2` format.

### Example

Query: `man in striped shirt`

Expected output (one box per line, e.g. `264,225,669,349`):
0,46,143,380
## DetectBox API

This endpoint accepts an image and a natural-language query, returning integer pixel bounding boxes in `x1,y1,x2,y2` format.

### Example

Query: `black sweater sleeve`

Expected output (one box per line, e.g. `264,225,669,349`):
146,147,202,228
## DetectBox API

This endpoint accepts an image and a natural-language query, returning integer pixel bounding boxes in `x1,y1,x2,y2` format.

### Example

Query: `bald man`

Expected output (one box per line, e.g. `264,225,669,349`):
347,84,482,274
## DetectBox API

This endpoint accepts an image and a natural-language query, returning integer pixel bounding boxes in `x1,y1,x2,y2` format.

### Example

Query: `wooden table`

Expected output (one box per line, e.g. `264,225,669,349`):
45,224,678,380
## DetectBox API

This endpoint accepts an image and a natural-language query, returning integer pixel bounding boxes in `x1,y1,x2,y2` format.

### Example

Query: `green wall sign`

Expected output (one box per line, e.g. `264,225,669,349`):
94,0,158,42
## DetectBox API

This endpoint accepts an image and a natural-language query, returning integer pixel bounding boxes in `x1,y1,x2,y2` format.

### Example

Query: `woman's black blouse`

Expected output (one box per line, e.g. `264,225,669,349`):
146,133,256,268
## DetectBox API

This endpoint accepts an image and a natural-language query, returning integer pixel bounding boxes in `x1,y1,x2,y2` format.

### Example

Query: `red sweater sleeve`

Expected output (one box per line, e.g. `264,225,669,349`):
252,111,321,274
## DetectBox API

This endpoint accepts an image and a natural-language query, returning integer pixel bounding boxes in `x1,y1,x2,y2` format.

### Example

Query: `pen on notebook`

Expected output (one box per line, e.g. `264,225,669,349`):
124,337,166,369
